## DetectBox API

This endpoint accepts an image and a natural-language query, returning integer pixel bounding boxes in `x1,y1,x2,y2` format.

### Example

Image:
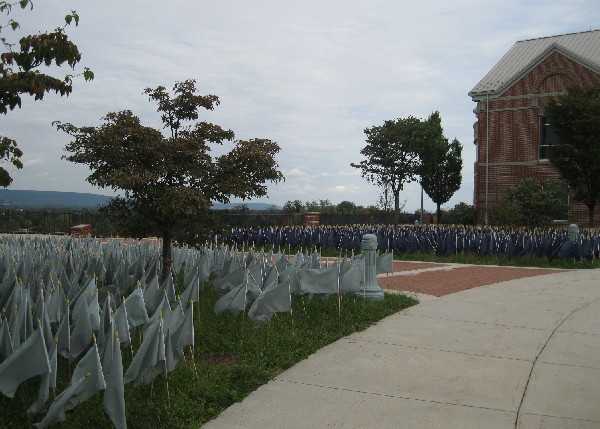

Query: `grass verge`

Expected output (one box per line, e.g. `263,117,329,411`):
1,288,416,428
392,251,600,269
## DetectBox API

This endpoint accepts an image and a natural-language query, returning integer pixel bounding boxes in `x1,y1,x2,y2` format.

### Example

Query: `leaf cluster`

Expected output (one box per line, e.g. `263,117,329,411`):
444,202,476,225
351,115,424,193
144,80,220,138
420,137,463,211
282,199,303,214
59,79,284,240
545,83,600,223
0,1,93,186
352,111,462,224
503,178,567,227
0,3,89,113
0,134,21,185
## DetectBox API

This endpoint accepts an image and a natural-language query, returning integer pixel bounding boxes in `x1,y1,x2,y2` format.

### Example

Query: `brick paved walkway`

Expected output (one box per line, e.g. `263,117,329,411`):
379,263,567,297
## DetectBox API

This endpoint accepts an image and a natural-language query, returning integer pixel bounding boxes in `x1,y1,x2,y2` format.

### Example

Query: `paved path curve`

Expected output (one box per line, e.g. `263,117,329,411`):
204,266,600,429
380,261,567,297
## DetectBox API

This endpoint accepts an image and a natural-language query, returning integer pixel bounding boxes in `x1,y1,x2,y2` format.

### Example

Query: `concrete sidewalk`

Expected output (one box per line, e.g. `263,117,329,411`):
204,269,600,429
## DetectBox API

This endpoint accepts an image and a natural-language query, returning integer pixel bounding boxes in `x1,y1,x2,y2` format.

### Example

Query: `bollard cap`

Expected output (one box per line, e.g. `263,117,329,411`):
568,224,579,240
361,234,378,251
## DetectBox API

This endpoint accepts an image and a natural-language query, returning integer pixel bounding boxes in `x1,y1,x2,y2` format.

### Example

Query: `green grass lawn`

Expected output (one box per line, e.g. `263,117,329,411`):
1,287,417,428
392,250,600,269
314,247,599,269
4,246,592,428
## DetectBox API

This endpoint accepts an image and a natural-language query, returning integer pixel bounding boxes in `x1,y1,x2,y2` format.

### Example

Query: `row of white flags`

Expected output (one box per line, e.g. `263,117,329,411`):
212,248,394,325
0,281,196,428
0,235,393,427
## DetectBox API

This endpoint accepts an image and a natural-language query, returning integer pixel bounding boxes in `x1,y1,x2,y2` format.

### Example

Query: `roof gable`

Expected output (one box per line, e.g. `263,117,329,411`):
469,30,600,99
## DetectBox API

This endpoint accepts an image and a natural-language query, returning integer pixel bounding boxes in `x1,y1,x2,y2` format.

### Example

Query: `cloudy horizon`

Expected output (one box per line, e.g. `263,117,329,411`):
1,1,598,212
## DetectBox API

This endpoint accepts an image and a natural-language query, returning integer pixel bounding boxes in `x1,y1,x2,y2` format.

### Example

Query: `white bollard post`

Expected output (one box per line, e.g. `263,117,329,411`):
357,234,384,301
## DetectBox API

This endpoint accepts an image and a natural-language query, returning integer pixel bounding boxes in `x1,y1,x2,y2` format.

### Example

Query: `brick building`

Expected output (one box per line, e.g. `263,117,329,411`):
469,30,600,226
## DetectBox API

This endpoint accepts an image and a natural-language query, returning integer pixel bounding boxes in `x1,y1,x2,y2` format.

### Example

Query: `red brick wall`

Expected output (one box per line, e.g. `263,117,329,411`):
473,51,600,226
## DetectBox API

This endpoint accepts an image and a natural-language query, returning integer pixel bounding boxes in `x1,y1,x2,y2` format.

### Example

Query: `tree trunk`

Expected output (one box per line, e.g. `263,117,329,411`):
161,227,173,282
436,203,442,224
394,190,401,227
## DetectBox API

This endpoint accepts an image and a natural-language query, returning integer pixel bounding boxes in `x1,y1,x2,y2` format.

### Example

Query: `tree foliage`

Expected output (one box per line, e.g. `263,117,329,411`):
282,200,303,214
282,199,336,214
420,135,463,223
58,79,283,279
318,199,336,214
445,202,476,225
302,199,335,213
304,200,319,212
336,200,356,214
352,114,438,225
376,181,395,212
502,178,567,228
230,203,251,215
488,199,521,227
544,84,600,227
417,111,463,224
0,0,93,186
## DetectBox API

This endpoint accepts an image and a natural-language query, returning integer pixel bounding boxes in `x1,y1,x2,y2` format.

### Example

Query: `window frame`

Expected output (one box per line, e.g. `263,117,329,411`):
539,115,559,160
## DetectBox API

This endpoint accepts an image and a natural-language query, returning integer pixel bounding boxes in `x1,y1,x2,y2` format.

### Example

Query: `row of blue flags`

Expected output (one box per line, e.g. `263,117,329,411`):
216,225,600,260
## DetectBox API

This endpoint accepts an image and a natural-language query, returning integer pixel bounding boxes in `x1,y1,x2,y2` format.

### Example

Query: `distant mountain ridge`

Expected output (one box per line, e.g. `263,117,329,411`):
212,202,281,211
0,189,281,211
0,189,112,209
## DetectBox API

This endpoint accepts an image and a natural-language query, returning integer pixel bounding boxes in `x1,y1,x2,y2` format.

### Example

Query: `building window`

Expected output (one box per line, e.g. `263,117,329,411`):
531,96,538,107
539,115,559,160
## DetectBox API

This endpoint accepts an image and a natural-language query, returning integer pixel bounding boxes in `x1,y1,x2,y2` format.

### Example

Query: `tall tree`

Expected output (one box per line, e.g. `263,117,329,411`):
420,124,463,224
336,200,356,214
446,202,476,225
351,116,426,225
57,79,283,280
318,199,335,213
282,200,303,214
0,0,93,186
544,84,600,227
304,200,320,212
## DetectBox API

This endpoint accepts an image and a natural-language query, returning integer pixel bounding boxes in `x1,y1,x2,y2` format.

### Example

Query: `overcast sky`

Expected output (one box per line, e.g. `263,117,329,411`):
1,1,598,212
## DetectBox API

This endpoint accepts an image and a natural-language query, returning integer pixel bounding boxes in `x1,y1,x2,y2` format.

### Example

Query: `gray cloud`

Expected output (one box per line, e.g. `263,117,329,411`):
1,0,598,211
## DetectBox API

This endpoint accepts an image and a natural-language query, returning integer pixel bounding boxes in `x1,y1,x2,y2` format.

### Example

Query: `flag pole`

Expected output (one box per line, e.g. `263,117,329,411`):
177,296,188,362
337,256,341,320
164,358,170,407
122,296,134,359
52,336,59,398
190,301,197,378
150,358,155,398
161,314,170,407
288,276,294,337
240,271,250,346
66,299,72,379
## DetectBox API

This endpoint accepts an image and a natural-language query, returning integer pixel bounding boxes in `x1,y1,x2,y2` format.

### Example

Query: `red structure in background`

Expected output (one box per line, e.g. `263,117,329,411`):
304,212,320,227
469,30,600,226
70,224,91,237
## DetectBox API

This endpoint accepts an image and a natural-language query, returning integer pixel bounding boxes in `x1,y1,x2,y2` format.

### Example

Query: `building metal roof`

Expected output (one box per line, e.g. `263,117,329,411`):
469,30,600,100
